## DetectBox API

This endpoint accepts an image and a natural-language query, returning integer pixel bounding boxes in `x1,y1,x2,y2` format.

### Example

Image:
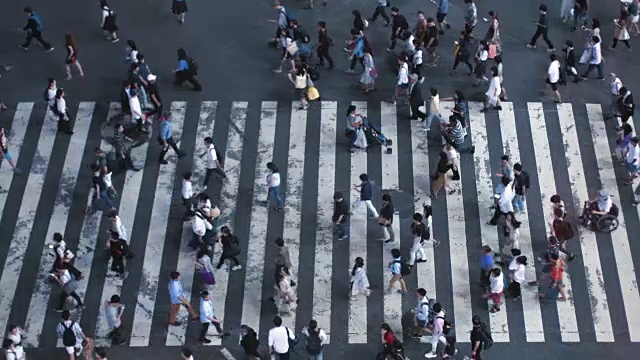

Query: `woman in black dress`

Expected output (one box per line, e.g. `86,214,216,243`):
100,0,119,42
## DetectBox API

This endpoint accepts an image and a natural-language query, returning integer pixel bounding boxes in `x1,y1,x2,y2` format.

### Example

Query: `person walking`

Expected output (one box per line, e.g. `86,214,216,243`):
104,294,126,345
54,88,74,135
198,290,227,343
482,66,502,111
201,137,226,189
172,0,188,24
53,265,83,311
288,64,309,110
527,4,555,51
113,123,140,171
387,7,409,51
352,173,379,219
158,112,186,164
268,316,296,359
350,257,371,300
216,226,242,271
370,0,391,26
483,268,504,313
56,310,87,360
0,127,21,174
611,10,632,50
360,49,377,93
387,248,408,294
316,21,334,70
262,162,285,211
302,320,328,360
333,191,350,240
63,34,84,80
409,212,428,265
168,271,198,326
580,36,604,80
20,6,54,52
378,194,395,243
99,0,119,42
408,75,424,120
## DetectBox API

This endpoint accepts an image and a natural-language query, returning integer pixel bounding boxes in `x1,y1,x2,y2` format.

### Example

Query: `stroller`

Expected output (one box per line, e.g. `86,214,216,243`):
362,117,393,153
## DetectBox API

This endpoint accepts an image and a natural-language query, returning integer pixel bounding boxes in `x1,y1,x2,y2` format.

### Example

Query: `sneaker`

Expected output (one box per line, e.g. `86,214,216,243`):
386,47,395,52
526,44,536,48
338,235,348,240
200,338,211,344
232,265,242,271
45,47,54,52
547,48,556,52
19,45,28,51
411,333,422,339
384,239,394,244
112,38,120,43
425,352,438,359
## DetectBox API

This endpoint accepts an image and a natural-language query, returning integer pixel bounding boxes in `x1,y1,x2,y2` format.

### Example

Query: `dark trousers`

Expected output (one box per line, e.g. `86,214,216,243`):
203,167,227,187
412,63,423,80
200,320,223,340
175,71,202,91
489,207,506,226
116,151,136,171
453,57,474,72
349,56,364,71
21,31,52,49
389,31,400,49
217,253,240,268
51,261,82,280
410,101,426,120
159,137,181,161
57,114,73,134
581,62,604,79
316,45,334,68
273,352,290,360
529,28,554,49
147,102,163,118
508,281,521,298
611,38,631,49
371,6,390,24
58,290,82,309
111,253,125,273
109,325,125,343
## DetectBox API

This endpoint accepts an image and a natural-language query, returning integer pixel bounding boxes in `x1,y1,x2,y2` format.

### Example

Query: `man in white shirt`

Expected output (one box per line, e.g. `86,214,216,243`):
201,136,226,190
198,291,226,343
423,302,448,358
129,91,145,133
487,176,514,225
607,73,624,119
2,338,25,360
484,268,504,313
181,171,196,219
626,137,640,183
507,254,526,299
190,209,213,250
268,316,295,359
56,310,86,360
546,53,561,103
580,36,604,80
394,56,409,103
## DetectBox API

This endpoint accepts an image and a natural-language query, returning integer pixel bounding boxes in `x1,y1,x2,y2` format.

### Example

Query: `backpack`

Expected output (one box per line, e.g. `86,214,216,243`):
305,328,323,355
61,321,76,347
31,13,43,32
209,145,223,166
394,259,411,276
436,316,453,335
187,57,199,75
104,10,117,27
478,320,493,350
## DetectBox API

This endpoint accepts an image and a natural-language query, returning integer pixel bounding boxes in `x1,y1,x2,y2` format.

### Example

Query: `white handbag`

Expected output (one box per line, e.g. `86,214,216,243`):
354,128,368,149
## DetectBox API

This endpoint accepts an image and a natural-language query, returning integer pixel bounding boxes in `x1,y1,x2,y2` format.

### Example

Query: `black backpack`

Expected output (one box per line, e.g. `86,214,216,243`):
394,259,411,276
187,57,199,75
479,321,493,350
305,328,323,355
436,316,453,335
61,321,76,347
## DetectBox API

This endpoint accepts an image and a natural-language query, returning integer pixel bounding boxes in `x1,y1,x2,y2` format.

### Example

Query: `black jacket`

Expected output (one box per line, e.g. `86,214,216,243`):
409,83,423,107
392,14,409,33
318,29,331,48
564,47,576,68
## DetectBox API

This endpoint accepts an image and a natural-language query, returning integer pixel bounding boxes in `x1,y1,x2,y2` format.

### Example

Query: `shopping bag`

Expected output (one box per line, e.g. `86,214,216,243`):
307,86,320,101
286,42,299,56
579,49,590,64
354,128,368,149
200,268,216,285
488,44,497,59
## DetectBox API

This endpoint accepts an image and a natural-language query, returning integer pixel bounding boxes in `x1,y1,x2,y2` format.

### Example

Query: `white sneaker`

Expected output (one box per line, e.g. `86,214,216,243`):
232,265,242,271
425,351,438,358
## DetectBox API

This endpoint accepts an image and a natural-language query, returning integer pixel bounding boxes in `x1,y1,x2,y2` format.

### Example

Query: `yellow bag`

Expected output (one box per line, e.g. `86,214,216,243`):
307,86,320,101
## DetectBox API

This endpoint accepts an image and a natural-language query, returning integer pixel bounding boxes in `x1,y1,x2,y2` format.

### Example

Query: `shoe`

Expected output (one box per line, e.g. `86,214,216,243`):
386,47,395,52
526,44,536,48
200,338,211,343
384,239,394,243
114,339,127,345
547,48,556,52
232,265,242,271
54,308,64,312
411,333,422,339
45,47,54,52
169,321,182,326
112,38,120,43
338,235,348,240
425,352,438,358
19,45,28,51
415,259,427,263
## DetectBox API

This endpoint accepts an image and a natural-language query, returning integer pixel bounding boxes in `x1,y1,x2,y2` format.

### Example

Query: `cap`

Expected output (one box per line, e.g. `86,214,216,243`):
598,189,608,199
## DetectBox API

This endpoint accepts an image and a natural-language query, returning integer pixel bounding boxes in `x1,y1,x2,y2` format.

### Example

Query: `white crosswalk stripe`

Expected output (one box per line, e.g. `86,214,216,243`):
0,100,638,352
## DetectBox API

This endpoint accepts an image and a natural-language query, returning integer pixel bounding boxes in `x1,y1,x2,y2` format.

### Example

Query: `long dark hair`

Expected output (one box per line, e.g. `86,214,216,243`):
64,33,77,50
351,257,364,276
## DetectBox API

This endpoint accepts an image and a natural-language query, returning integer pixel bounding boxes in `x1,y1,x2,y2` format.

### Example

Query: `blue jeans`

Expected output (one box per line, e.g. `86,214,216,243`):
512,194,526,212
268,185,284,207
308,351,324,360
334,221,349,238
425,113,443,130
582,63,604,79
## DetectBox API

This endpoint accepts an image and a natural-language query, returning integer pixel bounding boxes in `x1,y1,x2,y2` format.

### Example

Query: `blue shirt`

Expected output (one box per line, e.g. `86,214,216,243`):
177,59,189,71
160,120,172,140
389,257,402,274
439,0,449,14
360,181,372,201
481,254,493,271
169,279,184,304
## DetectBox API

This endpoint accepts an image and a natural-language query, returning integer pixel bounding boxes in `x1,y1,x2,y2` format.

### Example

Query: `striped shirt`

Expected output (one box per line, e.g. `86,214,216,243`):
449,119,464,144
113,130,126,154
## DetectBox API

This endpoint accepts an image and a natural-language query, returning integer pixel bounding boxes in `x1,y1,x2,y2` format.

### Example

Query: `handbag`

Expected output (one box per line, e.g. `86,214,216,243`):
307,86,320,101
285,327,299,349
63,279,79,295
200,268,216,285
354,128,368,149
369,67,378,77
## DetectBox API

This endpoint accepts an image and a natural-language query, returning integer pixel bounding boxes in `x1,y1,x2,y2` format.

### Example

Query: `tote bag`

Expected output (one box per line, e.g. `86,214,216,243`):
200,268,216,285
354,128,368,149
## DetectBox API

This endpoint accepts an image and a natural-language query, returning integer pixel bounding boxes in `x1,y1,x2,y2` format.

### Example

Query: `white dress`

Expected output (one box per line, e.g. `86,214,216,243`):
485,76,501,107
360,53,376,85
350,267,370,297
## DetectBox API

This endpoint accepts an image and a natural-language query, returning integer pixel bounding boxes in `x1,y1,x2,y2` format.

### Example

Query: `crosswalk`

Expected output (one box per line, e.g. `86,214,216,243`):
0,99,639,349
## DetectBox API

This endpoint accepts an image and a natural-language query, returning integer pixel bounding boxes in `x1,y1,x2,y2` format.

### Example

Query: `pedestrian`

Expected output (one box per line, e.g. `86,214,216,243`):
50,233,83,280
614,123,634,163
488,176,515,225
480,245,494,289
124,40,139,65
611,10,632,50
190,206,214,250
561,0,574,23
506,254,526,299
378,193,395,243
288,64,309,110
168,271,198,326
346,30,367,73
502,213,521,257
423,302,448,358
431,151,452,198
0,127,21,174
570,0,588,32
434,0,450,34
107,231,126,276
423,87,444,130
128,91,146,133
451,32,474,75
240,325,261,359
580,36,604,80
181,347,194,360
536,253,568,301
424,17,439,66
99,0,119,42
472,40,489,86
527,4,555,52
268,316,296,359
463,0,477,34
411,40,424,82
345,105,365,153
483,268,504,313
561,41,580,84
216,226,242,271
470,317,488,360
158,112,186,164
275,236,293,271
112,123,140,171
54,88,74,135
606,73,624,119
350,257,371,300
512,163,530,213
409,213,428,265
352,173,379,219
201,137,226,190
20,6,53,52
316,21,334,70
172,0,188,24
369,0,391,26
332,191,350,240
274,266,297,315
261,162,285,210
6,325,25,359
392,55,409,103
442,115,474,153
145,74,162,120
408,75,424,120
360,48,377,93
302,320,327,359
387,7,409,51
129,63,150,111
550,208,576,260
388,248,408,294
630,0,640,35
494,55,508,100
56,310,86,360
2,338,25,360
625,137,640,184
480,66,502,112
485,11,501,54
63,34,84,80
103,294,126,345
546,53,561,104
198,290,226,343
53,265,84,311
174,48,202,91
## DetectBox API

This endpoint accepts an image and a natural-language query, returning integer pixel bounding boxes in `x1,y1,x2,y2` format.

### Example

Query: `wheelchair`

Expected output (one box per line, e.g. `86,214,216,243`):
385,348,408,360
579,201,619,233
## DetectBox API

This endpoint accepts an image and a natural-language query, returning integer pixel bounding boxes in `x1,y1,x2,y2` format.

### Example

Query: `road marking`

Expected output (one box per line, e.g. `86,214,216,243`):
221,348,236,360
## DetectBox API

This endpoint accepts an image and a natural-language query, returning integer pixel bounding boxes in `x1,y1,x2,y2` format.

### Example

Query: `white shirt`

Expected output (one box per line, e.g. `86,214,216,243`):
206,144,217,169
267,172,281,188
611,77,623,95
199,298,215,323
547,60,560,83
182,179,194,199
406,35,416,54
489,272,504,293
477,49,488,62
56,98,66,116
429,94,440,114
129,96,142,119
58,269,72,286
397,63,409,86
590,43,602,64
412,48,423,65
268,326,295,354
508,258,525,284
627,142,639,164
54,240,67,259
192,214,209,236
497,62,504,84
486,76,501,98
498,183,515,213
4,346,24,360
445,146,459,167
47,87,57,106
111,215,127,241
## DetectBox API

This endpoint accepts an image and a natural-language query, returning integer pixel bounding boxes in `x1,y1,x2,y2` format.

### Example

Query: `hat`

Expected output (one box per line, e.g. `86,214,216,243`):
147,74,157,82
598,190,608,200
